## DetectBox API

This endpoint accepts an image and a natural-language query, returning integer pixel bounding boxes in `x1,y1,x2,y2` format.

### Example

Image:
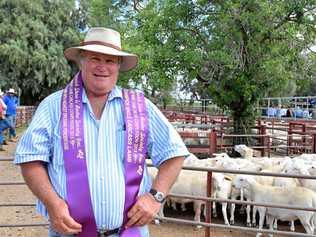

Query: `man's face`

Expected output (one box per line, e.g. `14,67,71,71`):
80,51,120,97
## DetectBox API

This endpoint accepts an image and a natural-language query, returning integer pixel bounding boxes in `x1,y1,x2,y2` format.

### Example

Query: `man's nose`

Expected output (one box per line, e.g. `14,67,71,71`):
95,62,109,71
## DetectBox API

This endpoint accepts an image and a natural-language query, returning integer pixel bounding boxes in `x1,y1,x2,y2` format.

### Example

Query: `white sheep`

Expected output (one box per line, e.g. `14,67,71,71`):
211,173,232,225
233,175,316,237
234,144,254,159
284,159,316,192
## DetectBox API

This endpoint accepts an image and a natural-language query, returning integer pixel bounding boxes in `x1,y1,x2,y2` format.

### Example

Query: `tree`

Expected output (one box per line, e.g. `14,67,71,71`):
295,52,316,95
122,0,316,138
0,0,85,104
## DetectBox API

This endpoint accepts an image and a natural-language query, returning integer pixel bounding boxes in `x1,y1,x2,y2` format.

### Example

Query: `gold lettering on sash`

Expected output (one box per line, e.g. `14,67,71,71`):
137,165,143,175
75,105,80,120
75,119,81,137
138,116,145,155
127,120,133,145
133,119,140,163
76,137,82,147
76,149,84,159
62,90,69,150
69,88,75,148
127,147,132,162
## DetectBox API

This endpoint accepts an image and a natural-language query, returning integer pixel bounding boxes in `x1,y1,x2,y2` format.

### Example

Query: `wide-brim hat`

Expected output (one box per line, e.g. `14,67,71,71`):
64,27,138,72
7,88,16,94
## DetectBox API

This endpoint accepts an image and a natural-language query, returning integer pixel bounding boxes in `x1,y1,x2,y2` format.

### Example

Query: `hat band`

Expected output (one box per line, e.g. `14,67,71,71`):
80,41,121,51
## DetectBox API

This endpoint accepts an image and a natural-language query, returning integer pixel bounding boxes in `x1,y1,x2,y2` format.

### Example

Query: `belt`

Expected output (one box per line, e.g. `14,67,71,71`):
97,227,120,237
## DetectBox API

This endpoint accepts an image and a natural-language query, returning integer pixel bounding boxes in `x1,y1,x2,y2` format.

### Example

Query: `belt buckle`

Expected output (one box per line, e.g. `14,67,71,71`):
98,229,107,237
98,229,108,237
98,228,119,237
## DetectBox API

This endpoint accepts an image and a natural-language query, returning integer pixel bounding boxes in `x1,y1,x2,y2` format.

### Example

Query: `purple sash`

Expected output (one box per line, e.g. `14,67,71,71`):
61,72,148,237
61,72,97,237
120,89,148,237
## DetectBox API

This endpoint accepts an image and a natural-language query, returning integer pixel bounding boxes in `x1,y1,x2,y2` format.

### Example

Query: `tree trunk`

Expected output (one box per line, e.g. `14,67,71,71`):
231,115,254,157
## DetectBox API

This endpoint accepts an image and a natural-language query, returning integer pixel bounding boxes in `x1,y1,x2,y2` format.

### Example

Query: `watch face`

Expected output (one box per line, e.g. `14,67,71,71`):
156,192,164,202
150,189,165,203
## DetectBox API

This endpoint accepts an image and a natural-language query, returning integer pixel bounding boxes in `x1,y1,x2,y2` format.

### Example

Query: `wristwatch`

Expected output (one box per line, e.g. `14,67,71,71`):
149,188,166,203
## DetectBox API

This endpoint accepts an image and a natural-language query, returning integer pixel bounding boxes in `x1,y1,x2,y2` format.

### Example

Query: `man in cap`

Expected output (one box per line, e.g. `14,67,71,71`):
15,27,189,237
3,88,19,142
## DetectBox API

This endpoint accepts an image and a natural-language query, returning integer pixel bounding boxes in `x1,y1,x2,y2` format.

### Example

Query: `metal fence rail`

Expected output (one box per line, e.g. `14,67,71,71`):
0,223,48,228
157,216,316,237
1,163,316,236
158,164,316,237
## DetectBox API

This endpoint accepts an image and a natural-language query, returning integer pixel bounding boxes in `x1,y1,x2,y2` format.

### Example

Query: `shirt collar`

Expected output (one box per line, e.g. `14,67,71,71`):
82,86,123,104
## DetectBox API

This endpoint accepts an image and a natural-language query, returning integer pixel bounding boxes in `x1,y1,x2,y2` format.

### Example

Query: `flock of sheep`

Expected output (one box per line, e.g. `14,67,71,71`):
149,145,316,237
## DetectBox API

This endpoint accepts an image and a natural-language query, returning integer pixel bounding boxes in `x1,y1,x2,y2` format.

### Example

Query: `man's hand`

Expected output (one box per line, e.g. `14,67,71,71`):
125,193,161,228
47,198,82,235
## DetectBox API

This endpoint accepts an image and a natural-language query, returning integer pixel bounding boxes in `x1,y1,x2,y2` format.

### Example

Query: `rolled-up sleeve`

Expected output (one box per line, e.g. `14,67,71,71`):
146,99,189,167
14,98,53,164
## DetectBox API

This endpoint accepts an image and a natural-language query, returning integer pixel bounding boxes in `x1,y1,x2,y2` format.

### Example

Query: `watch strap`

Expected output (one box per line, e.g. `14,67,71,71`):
149,188,165,203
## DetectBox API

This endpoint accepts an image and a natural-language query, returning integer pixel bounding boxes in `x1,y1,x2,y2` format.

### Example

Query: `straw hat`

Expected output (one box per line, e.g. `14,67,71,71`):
64,27,138,72
7,88,17,94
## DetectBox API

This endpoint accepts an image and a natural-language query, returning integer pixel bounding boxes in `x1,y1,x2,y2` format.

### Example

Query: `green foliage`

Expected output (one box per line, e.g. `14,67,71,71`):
118,0,316,133
87,0,117,28
295,52,316,95
0,0,83,104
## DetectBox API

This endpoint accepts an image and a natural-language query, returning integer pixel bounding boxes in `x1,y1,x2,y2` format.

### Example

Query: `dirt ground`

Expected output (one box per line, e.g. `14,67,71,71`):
0,129,302,237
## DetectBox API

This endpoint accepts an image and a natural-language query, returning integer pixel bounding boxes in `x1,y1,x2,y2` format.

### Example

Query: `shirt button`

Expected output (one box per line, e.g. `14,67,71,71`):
100,177,105,181
101,201,106,205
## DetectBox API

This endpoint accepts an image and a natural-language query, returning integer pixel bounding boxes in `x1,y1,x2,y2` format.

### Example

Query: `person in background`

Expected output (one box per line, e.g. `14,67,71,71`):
267,106,276,117
0,89,13,151
294,106,303,118
3,88,18,142
15,27,189,237
286,106,294,117
277,105,288,118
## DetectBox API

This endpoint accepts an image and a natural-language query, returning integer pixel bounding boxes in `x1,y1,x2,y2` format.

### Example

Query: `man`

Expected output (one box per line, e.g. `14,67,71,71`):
15,27,189,237
3,88,18,142
0,89,11,151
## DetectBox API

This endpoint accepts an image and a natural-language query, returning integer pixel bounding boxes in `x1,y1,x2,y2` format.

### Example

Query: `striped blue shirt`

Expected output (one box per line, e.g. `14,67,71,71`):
15,86,189,232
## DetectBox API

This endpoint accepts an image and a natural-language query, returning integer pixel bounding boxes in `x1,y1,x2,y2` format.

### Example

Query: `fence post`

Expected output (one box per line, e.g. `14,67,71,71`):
287,122,293,156
260,125,266,157
267,135,271,158
313,134,316,154
209,130,217,156
302,124,306,153
205,171,213,237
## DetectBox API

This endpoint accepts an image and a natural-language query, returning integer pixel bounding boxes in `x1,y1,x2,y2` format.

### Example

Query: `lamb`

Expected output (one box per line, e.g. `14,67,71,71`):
234,144,254,159
147,163,207,227
210,173,232,225
284,159,316,192
210,156,264,226
271,164,299,232
148,155,233,227
233,175,316,237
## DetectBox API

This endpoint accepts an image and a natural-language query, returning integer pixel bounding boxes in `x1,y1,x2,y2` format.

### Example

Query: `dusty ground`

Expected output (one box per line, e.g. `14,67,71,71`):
0,128,303,237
